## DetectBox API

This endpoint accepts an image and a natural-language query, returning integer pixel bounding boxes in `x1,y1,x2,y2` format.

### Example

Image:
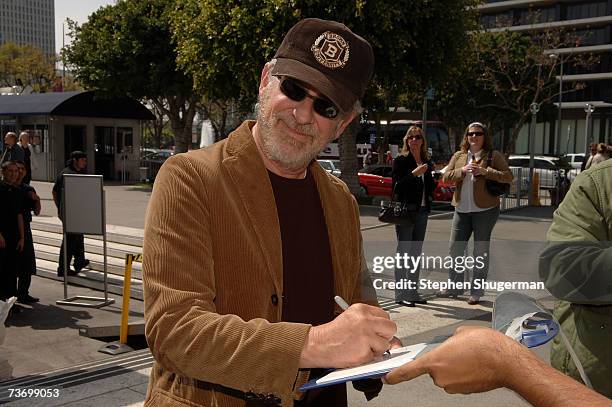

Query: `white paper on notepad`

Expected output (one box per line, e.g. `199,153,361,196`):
316,343,427,384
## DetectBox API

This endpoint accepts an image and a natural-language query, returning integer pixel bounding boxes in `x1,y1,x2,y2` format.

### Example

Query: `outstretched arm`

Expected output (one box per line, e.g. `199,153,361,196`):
384,326,611,407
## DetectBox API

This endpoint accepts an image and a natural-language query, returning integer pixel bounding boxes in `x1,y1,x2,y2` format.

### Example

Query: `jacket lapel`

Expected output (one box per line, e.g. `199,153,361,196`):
310,164,354,303
221,121,283,294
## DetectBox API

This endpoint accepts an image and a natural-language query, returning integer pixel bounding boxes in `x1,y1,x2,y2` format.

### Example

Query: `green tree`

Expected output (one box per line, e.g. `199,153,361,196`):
63,0,198,152
172,0,476,194
0,42,56,93
435,22,597,155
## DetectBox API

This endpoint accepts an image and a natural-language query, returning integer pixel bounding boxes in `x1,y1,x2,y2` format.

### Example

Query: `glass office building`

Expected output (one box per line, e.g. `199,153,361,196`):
0,0,55,56
478,0,612,155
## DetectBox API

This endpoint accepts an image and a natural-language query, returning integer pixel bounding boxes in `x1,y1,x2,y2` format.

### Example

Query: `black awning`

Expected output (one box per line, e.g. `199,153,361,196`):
0,91,154,120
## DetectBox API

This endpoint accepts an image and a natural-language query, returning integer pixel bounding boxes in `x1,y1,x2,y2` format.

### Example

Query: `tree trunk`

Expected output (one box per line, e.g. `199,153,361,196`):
504,115,529,156
166,97,197,153
339,118,361,195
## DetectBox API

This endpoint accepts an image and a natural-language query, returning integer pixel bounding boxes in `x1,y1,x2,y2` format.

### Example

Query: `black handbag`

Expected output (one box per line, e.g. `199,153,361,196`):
485,154,510,197
378,182,418,226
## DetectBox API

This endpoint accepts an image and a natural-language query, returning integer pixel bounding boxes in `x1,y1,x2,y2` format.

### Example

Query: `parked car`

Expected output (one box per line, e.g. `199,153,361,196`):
431,165,454,202
140,149,175,182
317,159,341,177
142,149,175,162
358,164,392,197
564,153,586,170
507,155,577,190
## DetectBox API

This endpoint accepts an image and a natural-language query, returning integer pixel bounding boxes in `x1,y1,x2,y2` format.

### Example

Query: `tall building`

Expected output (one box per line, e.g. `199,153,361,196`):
0,0,55,55
478,0,612,155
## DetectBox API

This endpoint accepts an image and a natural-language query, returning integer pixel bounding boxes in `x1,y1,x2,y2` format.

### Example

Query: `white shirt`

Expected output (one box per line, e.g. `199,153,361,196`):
456,150,495,213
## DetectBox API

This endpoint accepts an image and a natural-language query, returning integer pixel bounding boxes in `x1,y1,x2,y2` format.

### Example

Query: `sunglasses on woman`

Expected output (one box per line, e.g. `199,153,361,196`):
467,131,484,137
278,77,340,119
407,135,423,140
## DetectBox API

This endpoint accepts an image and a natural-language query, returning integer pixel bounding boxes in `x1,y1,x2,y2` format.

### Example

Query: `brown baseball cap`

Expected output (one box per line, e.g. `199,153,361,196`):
271,18,374,113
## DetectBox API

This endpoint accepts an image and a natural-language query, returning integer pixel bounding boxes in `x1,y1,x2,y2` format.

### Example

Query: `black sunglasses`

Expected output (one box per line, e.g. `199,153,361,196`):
278,77,340,119
407,135,423,140
467,131,484,137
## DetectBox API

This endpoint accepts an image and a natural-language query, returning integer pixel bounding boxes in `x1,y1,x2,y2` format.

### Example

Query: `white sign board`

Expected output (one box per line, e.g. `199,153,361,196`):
63,174,104,235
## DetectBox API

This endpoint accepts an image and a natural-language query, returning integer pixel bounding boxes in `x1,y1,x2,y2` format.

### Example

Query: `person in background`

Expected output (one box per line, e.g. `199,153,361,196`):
582,142,598,171
384,326,612,407
0,161,25,302
440,122,513,305
585,142,610,169
385,150,393,165
13,161,40,304
363,150,374,167
391,126,435,307
539,159,612,398
17,132,36,184
52,151,90,277
1,132,25,164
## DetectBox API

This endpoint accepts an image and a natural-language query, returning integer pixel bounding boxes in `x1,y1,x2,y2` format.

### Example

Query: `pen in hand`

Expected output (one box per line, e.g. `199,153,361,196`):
334,295,350,311
334,295,391,356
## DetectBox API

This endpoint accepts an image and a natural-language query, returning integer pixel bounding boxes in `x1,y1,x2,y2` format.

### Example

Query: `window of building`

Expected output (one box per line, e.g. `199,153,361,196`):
566,1,608,20
516,6,558,25
20,124,47,153
94,126,115,155
117,127,133,154
480,11,513,29
570,26,609,46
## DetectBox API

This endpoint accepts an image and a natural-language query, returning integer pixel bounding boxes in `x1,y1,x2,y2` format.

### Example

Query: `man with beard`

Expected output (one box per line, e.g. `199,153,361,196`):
143,18,399,407
0,161,25,302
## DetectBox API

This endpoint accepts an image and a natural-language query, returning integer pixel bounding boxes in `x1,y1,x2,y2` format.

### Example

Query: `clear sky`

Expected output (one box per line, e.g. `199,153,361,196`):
55,0,116,53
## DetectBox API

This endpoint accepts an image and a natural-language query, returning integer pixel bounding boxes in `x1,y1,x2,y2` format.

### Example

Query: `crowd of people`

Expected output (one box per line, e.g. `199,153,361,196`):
0,131,92,313
0,132,41,306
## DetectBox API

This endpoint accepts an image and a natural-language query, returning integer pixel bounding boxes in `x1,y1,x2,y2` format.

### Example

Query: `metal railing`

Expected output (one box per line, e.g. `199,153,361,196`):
500,167,577,211
139,160,163,183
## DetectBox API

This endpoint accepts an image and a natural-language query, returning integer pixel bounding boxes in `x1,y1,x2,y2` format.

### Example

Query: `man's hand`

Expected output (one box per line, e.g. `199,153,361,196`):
384,326,523,394
299,303,397,368
0,233,5,249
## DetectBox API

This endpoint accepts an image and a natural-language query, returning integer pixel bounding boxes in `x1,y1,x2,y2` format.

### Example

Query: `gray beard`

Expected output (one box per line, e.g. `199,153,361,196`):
255,87,327,172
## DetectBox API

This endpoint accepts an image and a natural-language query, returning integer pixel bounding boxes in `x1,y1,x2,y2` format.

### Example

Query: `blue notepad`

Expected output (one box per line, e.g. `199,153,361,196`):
300,343,427,391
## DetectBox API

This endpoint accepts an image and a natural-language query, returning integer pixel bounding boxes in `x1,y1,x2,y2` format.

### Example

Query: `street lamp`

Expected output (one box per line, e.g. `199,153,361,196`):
549,53,563,155
584,103,595,156
529,102,539,206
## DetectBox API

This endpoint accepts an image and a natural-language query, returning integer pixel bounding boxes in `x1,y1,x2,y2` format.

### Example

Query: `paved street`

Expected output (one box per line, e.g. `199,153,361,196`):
1,181,557,406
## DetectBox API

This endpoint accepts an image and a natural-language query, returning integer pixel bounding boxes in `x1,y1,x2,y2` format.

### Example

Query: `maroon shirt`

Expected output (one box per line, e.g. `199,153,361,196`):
268,169,346,406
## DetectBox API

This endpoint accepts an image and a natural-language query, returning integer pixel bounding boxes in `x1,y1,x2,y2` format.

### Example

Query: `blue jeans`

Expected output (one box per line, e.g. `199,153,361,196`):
394,207,429,301
448,207,499,296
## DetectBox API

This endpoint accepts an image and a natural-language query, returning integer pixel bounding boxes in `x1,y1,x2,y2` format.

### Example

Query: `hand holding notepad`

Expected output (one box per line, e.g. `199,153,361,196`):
300,343,427,391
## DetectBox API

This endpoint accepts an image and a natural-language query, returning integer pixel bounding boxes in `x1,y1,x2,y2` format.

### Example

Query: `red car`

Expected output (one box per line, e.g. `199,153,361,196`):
358,165,392,197
358,164,454,201
432,165,454,202
433,179,455,202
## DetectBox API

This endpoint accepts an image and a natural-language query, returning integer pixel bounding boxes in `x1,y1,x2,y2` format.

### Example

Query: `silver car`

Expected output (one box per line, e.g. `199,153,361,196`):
317,159,341,177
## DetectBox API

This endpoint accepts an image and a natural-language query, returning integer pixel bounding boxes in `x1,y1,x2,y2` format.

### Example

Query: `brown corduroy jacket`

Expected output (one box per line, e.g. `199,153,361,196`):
142,121,376,407
442,150,513,208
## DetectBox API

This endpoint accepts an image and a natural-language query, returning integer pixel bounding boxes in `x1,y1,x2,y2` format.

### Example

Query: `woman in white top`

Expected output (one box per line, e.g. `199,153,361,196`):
440,122,513,304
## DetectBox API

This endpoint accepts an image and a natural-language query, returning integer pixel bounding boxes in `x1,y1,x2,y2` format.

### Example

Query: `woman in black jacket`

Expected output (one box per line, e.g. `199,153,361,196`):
392,126,436,307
